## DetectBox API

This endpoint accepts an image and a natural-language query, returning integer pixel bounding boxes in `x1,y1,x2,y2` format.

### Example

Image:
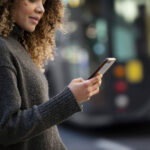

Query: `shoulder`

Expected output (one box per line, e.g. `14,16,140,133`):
0,36,10,53
0,36,17,72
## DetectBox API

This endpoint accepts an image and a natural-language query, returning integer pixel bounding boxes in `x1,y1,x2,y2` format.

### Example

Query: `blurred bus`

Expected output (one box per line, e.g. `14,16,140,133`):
45,0,150,127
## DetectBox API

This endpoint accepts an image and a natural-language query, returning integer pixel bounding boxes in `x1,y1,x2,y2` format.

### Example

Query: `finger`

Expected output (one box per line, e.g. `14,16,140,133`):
88,76,99,85
93,88,100,95
89,82,101,94
73,78,84,83
93,78,102,86
91,76,102,86
83,77,101,92
95,73,103,80
98,79,102,86
92,80,101,90
90,87,100,97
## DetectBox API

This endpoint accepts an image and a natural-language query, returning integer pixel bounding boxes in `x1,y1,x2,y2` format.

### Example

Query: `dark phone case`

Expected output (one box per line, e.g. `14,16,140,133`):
88,58,116,79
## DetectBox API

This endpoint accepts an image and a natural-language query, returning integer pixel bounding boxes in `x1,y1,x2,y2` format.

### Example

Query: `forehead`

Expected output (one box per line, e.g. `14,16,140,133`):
15,0,47,5
20,0,46,3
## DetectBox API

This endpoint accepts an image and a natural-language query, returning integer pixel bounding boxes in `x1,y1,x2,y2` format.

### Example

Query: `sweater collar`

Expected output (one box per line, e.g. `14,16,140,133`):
10,24,24,40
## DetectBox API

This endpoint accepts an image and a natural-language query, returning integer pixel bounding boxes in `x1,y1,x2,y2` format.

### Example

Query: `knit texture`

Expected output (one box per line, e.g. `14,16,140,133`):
0,25,82,150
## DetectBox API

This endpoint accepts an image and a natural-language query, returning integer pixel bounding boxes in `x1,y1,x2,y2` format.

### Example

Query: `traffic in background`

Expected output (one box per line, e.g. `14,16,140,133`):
45,0,150,127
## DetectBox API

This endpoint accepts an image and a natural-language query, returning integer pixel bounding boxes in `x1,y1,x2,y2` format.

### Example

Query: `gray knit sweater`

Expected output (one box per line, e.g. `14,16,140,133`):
0,25,81,150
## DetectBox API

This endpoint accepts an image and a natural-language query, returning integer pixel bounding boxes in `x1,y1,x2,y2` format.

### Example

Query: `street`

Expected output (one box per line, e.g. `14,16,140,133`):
58,122,150,150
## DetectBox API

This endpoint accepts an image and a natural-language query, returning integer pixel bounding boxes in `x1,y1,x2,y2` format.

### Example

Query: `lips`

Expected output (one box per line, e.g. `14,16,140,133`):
29,16,40,24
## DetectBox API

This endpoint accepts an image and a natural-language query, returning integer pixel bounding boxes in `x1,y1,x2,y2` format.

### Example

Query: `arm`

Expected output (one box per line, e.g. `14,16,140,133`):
0,66,81,146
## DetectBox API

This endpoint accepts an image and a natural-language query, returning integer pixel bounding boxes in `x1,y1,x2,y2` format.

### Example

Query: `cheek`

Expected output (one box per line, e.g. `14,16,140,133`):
18,0,34,13
16,4,33,21
22,0,30,7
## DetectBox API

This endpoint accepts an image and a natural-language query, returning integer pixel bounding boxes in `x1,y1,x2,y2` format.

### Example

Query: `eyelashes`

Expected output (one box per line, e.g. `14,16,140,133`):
29,0,45,5
29,0,36,2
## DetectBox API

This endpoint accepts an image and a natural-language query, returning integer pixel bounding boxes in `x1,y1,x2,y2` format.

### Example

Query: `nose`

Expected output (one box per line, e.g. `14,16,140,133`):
35,2,45,14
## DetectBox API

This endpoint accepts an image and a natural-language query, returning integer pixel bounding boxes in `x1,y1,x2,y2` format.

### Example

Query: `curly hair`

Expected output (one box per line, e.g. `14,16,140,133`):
0,0,64,71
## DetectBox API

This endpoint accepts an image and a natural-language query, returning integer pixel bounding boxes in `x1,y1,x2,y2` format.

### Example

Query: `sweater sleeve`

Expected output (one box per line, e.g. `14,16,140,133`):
0,66,82,146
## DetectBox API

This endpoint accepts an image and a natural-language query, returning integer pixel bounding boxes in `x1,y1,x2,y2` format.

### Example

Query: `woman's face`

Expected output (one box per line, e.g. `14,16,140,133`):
14,0,46,32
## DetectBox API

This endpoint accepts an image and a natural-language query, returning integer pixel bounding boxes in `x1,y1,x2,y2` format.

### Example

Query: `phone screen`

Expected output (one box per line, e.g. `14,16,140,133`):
88,58,116,79
98,60,115,74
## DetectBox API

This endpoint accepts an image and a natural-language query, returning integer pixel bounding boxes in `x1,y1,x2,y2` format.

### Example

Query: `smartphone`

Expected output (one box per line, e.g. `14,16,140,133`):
88,58,116,79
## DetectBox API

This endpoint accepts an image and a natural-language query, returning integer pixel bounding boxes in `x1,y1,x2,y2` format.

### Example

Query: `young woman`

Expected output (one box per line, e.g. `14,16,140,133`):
0,0,102,149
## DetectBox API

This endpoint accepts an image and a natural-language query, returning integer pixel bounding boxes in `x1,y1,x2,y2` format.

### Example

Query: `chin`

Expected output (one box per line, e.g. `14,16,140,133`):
22,24,36,32
27,27,36,32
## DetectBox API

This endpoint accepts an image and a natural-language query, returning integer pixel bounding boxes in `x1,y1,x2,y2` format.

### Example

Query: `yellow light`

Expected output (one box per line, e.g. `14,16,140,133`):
126,60,143,83
68,0,81,8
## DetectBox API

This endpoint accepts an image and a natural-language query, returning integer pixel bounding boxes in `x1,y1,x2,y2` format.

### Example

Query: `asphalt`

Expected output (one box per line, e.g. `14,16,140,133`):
58,122,150,150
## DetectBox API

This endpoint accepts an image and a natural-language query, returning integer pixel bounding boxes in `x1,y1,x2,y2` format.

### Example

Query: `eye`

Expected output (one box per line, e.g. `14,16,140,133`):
29,0,45,5
29,0,36,2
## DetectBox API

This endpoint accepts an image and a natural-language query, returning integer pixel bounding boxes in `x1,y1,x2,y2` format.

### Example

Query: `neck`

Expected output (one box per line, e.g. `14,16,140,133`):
10,24,24,40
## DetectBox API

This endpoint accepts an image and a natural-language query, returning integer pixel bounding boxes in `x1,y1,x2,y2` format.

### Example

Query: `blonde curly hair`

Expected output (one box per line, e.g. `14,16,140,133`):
0,0,64,71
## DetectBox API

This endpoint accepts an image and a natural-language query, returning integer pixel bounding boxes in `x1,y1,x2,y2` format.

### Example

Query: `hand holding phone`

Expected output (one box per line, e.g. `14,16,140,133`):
88,58,116,79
